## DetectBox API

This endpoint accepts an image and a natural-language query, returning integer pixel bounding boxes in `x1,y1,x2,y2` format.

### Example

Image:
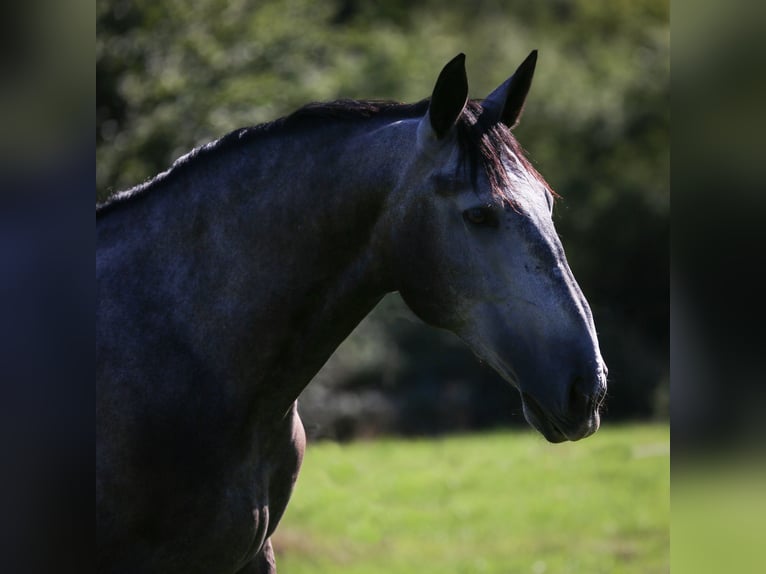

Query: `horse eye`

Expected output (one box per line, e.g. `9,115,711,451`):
463,206,494,226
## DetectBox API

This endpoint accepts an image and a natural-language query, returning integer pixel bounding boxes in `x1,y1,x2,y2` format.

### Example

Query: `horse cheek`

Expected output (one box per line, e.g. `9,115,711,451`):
398,216,457,328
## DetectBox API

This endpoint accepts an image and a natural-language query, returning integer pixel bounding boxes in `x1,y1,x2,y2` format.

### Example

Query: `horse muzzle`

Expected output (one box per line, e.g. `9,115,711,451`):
521,367,607,442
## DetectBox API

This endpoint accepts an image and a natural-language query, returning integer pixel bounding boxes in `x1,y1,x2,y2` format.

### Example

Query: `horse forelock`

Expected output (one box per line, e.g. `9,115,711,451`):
455,101,557,207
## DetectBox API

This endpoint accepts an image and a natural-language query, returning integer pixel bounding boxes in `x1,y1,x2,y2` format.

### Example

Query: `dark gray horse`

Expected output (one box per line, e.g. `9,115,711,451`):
97,52,607,573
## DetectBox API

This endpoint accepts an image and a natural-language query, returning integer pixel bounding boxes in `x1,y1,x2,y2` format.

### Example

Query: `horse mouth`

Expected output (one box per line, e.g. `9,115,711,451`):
521,392,598,443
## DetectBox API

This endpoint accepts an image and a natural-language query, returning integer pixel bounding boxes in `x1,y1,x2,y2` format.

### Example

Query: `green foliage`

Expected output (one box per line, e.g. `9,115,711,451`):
273,424,669,573
97,0,669,425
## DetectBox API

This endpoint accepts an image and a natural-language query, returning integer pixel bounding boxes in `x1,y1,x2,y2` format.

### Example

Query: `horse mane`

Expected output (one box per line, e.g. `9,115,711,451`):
286,98,430,122
96,98,552,217
286,99,555,204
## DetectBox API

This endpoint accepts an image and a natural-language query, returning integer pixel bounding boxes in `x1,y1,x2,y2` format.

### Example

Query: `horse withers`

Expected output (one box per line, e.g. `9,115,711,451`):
97,52,607,573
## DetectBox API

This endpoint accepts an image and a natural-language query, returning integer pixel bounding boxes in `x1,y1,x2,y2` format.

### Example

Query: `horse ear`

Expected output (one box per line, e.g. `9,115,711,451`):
427,53,469,139
482,50,537,129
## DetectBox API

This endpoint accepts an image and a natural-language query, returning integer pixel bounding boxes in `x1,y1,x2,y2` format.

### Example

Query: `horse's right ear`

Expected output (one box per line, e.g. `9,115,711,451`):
423,53,469,140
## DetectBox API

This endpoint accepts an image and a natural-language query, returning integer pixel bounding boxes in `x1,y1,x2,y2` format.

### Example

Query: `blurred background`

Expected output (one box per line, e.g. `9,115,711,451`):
97,0,669,443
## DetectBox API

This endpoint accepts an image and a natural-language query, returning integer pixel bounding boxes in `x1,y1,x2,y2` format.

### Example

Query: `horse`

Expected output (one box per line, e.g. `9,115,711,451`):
96,51,607,573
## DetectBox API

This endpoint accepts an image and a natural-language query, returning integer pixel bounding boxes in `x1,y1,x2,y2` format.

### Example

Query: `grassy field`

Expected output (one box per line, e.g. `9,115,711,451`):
272,423,669,574
672,456,766,574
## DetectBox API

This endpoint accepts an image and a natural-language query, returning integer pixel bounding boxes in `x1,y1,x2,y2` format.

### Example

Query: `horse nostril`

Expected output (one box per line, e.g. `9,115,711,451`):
568,377,591,415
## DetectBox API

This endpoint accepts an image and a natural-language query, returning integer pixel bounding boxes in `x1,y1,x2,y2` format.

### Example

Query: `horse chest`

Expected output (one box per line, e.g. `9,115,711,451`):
199,412,305,571
98,408,305,573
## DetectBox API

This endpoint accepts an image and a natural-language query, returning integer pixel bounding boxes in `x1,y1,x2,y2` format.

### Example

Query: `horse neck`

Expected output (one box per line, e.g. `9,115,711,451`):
107,118,411,418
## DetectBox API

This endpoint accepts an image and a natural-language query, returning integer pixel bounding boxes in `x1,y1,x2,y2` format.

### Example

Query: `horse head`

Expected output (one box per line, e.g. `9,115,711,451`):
391,52,607,442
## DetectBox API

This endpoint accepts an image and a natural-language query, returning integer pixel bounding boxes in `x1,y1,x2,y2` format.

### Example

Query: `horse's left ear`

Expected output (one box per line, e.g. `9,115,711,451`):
482,50,538,129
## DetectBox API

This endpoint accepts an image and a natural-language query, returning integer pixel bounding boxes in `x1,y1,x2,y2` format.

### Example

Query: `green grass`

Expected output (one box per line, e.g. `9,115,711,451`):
672,457,766,574
272,423,669,573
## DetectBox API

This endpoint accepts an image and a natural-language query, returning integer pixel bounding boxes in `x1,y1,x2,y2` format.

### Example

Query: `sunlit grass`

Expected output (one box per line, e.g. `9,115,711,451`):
672,456,766,574
273,423,669,573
